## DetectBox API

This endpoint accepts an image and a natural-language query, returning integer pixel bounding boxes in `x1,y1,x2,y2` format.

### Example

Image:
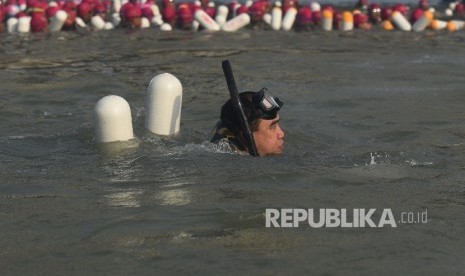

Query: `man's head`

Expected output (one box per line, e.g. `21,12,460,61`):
220,88,285,156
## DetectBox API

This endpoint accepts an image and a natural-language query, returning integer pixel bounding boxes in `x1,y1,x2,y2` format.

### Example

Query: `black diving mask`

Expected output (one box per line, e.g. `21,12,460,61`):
250,88,283,121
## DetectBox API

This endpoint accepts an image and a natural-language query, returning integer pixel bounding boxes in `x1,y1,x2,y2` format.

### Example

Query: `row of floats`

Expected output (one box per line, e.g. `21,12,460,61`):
1,0,465,33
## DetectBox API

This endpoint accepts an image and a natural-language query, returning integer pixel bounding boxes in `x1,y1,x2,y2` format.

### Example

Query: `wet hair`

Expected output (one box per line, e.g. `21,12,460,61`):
220,92,260,135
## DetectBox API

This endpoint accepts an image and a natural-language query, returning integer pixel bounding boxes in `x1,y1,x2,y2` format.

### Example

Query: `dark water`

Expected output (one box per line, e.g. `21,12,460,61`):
1,28,465,275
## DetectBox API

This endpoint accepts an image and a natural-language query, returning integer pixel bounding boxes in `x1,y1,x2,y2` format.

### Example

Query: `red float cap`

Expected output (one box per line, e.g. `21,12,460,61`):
77,2,91,18
455,3,465,15
393,3,408,16
380,7,392,21
141,6,153,20
297,6,312,25
15,10,27,17
124,6,141,20
236,5,248,15
250,1,266,20
322,5,334,14
333,10,342,29
312,10,321,25
45,6,59,18
410,8,423,23
93,3,106,14
64,9,76,27
354,12,367,26
30,12,47,32
26,0,36,7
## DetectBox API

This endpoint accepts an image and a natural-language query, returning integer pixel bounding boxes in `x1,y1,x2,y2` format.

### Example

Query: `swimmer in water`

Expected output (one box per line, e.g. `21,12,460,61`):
211,88,285,156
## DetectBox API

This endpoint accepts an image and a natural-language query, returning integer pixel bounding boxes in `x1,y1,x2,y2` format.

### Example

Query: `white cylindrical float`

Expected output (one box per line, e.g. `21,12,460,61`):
447,20,465,32
152,15,164,27
7,17,18,33
322,9,333,31
263,13,272,26
145,73,183,136
412,10,433,32
91,15,106,30
221,13,250,32
48,10,67,32
195,9,220,31
311,2,321,12
192,20,200,31
104,22,114,30
95,95,134,143
215,5,228,26
341,11,353,31
271,1,282,31
17,16,31,33
430,19,447,30
141,17,151,28
151,4,161,17
444,8,453,17
75,17,87,28
391,11,411,31
281,6,297,31
160,22,172,31
19,2,27,11
113,0,122,13
112,12,121,27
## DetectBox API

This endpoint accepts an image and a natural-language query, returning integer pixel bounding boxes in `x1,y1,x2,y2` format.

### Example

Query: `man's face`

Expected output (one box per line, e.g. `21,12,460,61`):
253,115,285,156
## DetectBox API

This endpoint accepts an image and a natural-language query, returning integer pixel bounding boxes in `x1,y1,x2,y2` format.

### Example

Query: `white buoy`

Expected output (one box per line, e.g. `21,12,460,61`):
7,17,18,33
104,22,114,30
160,22,172,31
412,10,433,32
263,13,272,25
271,1,282,31
76,17,87,28
281,6,297,31
48,10,67,32
194,9,220,31
145,73,182,136
215,5,228,26
95,95,134,143
112,12,121,27
151,3,161,17
141,17,151,28
311,2,321,12
322,9,333,31
114,0,122,13
222,13,250,32
444,8,453,17
7,4,19,17
391,11,411,31
91,15,106,30
447,20,465,32
192,20,200,31
17,16,31,33
341,11,353,31
430,19,447,30
151,15,164,27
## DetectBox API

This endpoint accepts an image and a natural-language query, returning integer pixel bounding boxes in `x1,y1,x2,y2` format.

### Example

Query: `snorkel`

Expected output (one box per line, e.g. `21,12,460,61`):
222,60,259,157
